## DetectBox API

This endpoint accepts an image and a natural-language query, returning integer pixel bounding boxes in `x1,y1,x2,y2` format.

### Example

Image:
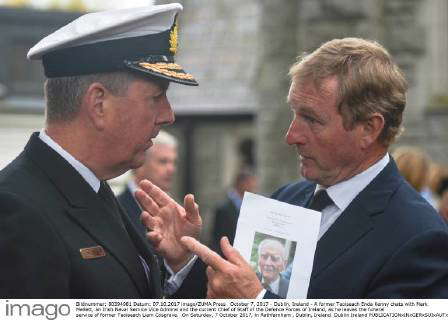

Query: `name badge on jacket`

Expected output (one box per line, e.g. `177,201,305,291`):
79,245,106,259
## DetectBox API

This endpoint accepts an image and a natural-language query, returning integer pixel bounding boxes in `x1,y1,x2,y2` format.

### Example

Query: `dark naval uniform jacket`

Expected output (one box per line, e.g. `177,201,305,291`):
0,133,206,298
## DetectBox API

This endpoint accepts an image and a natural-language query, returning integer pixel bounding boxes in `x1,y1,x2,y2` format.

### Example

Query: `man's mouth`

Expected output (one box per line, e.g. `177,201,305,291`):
299,155,312,161
263,266,275,272
150,130,160,141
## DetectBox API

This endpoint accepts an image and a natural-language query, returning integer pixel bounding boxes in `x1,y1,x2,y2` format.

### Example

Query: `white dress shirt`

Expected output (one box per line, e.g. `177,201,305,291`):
261,275,280,295
38,129,194,295
316,153,389,239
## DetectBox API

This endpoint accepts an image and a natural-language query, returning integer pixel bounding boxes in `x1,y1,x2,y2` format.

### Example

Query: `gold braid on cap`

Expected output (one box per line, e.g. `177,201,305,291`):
138,62,194,80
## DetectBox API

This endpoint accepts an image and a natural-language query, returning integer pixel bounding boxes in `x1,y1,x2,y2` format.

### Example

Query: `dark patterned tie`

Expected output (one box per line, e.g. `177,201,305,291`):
308,189,334,212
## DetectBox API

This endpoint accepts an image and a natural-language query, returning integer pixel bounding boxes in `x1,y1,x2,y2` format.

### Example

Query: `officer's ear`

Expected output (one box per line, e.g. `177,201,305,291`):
359,113,385,149
83,82,109,130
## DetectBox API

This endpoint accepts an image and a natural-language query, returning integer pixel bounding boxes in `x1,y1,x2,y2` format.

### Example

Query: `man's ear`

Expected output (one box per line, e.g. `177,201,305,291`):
358,113,385,149
84,82,108,130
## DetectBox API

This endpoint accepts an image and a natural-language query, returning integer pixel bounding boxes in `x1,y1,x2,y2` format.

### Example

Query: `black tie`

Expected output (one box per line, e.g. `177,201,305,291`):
308,189,334,212
262,281,272,291
99,181,152,284
98,181,125,228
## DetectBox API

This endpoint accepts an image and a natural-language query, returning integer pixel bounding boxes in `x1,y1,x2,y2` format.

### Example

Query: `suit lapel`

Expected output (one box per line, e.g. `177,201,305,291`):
24,133,152,297
117,189,163,297
118,201,163,298
311,199,373,278
311,159,403,279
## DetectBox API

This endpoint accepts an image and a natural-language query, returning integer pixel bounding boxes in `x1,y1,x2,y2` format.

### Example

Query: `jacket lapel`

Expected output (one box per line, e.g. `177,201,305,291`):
311,159,403,279
25,133,152,297
118,202,163,298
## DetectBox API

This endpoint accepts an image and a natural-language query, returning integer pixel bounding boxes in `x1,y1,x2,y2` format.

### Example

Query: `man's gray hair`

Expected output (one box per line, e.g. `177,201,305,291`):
44,71,140,123
258,238,287,261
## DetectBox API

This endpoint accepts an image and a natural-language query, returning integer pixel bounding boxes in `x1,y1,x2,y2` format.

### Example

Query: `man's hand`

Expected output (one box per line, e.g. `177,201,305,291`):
135,180,202,272
181,236,263,298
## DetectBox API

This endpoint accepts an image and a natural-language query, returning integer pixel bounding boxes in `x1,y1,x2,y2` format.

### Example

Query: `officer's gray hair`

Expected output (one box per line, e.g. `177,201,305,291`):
44,71,139,123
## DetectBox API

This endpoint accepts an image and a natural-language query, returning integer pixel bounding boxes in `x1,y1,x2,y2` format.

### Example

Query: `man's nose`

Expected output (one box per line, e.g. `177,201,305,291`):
285,119,306,145
159,97,175,125
265,256,275,264
167,161,176,174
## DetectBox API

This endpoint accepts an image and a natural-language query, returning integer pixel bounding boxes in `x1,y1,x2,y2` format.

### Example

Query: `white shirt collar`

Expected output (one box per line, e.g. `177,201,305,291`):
316,153,390,213
127,179,139,195
39,129,101,192
262,275,281,294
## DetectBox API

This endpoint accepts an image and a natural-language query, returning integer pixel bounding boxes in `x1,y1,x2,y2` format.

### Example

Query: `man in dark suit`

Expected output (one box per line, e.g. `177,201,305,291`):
118,130,178,237
146,37,448,298
0,3,206,298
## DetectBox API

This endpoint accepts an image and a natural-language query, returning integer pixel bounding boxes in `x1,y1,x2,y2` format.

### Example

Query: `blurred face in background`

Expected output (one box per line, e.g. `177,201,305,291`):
439,191,448,221
134,143,177,192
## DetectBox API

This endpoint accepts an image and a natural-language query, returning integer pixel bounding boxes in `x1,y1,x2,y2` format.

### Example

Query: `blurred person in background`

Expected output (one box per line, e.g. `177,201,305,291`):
211,169,258,252
437,176,448,221
428,163,448,202
392,146,437,207
118,130,178,236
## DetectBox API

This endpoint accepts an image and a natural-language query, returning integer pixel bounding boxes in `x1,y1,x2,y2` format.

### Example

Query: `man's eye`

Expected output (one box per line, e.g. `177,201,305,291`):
303,115,318,124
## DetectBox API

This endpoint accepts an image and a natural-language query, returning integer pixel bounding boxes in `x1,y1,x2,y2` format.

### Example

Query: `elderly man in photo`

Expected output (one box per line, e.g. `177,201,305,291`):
0,3,206,298
256,238,289,298
137,37,448,299
118,130,178,236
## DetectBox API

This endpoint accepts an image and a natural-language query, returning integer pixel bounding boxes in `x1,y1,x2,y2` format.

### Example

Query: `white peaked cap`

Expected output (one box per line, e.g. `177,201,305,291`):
27,3,198,86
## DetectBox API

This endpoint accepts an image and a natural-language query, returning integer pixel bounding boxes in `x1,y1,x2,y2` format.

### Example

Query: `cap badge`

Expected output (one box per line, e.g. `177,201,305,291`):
169,19,178,54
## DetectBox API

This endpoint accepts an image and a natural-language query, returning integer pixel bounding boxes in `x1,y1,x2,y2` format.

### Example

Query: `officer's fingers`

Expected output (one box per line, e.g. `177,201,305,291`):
147,231,163,247
135,188,160,214
139,180,172,207
184,194,202,225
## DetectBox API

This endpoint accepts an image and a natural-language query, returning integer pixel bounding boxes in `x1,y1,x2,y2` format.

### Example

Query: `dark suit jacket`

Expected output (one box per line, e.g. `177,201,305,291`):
0,133,206,298
256,272,290,298
211,196,239,252
265,159,448,298
117,186,146,237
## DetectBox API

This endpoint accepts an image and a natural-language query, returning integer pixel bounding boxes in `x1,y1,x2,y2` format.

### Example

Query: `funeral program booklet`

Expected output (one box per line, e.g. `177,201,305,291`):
233,192,321,298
